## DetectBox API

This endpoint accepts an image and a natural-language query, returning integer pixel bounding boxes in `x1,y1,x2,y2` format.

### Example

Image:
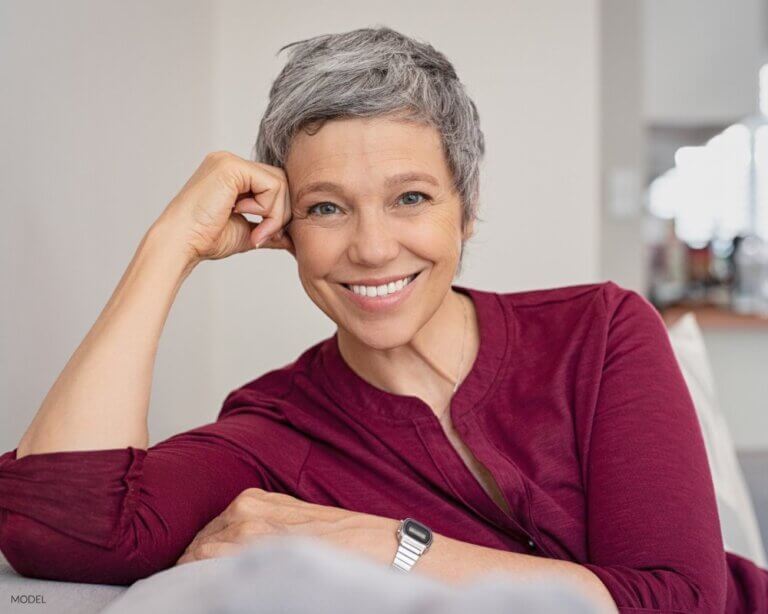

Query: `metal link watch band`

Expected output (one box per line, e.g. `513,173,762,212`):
391,518,433,573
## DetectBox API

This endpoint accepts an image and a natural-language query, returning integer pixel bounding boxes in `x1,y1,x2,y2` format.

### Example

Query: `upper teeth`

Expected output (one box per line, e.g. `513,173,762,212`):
348,274,416,297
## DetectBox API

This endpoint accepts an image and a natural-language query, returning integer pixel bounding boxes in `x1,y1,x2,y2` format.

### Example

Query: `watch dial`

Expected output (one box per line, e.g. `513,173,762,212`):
403,518,433,546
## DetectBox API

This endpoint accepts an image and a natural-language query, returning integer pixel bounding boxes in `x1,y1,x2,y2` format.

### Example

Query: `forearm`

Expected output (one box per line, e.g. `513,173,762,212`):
356,518,618,614
17,222,196,457
416,531,618,612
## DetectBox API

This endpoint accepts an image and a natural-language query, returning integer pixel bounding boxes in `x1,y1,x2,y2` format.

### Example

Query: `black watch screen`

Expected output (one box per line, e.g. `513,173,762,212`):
402,518,433,547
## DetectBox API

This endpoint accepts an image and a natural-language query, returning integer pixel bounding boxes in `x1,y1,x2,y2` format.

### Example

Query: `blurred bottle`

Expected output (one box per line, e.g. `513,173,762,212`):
732,234,768,315
646,216,688,307
708,236,735,308
686,242,711,302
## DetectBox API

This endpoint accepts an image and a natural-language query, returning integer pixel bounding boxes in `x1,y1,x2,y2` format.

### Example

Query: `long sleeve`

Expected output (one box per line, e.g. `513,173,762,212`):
0,387,311,585
580,286,728,613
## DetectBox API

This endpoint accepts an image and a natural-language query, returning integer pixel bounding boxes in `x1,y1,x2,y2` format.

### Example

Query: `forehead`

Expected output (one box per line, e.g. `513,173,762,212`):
284,116,451,188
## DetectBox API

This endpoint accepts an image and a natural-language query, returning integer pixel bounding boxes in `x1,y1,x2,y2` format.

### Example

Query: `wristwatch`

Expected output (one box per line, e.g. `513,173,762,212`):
391,517,433,573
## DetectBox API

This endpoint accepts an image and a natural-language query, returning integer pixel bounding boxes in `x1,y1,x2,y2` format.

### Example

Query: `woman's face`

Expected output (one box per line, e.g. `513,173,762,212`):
284,115,472,350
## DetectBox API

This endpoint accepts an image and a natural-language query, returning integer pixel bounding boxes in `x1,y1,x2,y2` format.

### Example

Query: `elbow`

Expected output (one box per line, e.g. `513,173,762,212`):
684,574,727,614
0,510,165,586
584,563,727,613
683,552,728,614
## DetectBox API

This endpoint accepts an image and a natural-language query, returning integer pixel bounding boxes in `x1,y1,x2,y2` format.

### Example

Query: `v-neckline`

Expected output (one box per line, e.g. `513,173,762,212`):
317,284,510,427
315,284,535,546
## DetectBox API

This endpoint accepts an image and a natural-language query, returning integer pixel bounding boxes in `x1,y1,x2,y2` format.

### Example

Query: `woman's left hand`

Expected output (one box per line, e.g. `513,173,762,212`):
174,487,399,567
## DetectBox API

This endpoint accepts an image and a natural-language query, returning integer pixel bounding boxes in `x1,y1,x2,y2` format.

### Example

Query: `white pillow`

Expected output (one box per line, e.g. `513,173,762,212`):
667,312,767,567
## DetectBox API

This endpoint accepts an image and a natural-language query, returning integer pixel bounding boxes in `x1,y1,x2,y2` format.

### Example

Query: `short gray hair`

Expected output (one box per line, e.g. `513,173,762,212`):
253,26,486,255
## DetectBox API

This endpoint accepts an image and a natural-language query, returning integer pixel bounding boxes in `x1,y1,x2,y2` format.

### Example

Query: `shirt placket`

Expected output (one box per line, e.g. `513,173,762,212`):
415,416,544,556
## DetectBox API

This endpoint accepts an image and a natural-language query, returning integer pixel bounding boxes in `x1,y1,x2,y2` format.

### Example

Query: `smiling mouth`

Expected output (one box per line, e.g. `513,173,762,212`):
340,270,423,298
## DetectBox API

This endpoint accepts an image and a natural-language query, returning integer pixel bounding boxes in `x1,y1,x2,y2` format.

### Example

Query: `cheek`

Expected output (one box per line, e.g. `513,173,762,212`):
407,212,463,261
291,226,338,273
291,227,348,297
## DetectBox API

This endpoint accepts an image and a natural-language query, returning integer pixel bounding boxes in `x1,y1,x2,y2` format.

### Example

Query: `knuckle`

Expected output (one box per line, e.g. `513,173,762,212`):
231,496,256,514
206,150,231,164
264,175,282,192
274,169,289,185
256,164,287,190
257,161,287,179
242,487,266,499
264,490,287,501
271,165,288,180
228,497,254,519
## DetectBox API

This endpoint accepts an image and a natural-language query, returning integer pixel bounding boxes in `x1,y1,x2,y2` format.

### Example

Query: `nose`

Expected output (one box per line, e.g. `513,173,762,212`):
346,208,400,268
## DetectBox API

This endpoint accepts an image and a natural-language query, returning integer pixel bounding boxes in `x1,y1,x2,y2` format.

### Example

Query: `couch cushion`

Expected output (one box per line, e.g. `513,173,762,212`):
0,549,125,613
667,312,767,567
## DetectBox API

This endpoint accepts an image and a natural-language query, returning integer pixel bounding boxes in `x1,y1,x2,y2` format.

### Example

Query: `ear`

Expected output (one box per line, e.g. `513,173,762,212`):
462,217,476,242
259,228,296,257
281,232,297,258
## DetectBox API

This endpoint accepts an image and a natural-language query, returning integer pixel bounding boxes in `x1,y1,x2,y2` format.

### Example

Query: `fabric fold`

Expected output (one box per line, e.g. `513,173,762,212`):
0,447,147,548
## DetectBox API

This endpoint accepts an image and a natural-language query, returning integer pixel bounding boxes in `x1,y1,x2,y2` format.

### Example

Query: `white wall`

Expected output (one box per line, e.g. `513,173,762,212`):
0,0,219,447
644,0,767,125
599,0,647,294
1,0,604,451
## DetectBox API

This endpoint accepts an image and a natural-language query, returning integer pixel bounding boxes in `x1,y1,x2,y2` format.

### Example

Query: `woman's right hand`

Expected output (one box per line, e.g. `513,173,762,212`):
154,151,294,264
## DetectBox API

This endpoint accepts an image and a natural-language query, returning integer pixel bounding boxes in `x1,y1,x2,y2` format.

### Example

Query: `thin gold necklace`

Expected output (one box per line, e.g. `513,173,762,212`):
452,296,469,394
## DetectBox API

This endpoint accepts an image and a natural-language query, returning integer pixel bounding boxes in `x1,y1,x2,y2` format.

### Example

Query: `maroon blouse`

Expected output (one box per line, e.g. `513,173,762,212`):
1,281,766,612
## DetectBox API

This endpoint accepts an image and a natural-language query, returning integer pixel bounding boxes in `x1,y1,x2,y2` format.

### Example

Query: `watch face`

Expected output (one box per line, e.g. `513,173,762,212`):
402,518,433,547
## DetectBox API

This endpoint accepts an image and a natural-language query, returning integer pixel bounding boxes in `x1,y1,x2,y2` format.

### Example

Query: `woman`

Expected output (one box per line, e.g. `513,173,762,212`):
0,26,766,613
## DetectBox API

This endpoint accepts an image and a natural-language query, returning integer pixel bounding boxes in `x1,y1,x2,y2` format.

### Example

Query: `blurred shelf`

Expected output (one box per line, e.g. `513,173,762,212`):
660,305,768,329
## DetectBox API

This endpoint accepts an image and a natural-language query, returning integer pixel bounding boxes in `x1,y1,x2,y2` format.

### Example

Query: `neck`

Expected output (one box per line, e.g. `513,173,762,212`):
336,289,479,414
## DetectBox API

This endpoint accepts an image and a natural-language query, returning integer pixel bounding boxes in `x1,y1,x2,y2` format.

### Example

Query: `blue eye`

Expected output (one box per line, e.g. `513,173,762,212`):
399,191,430,206
307,202,340,216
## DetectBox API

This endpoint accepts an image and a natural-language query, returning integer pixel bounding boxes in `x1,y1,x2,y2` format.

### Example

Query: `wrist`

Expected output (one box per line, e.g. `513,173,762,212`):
391,517,434,574
144,217,200,279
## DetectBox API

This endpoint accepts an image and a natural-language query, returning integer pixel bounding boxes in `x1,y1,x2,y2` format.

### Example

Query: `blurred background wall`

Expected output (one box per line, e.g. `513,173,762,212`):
0,0,766,452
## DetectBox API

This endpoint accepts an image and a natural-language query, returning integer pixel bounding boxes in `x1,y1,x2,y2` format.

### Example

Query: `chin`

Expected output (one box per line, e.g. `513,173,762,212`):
343,318,420,351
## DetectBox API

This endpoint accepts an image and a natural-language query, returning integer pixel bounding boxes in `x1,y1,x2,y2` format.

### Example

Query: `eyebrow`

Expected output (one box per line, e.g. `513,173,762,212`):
294,171,440,203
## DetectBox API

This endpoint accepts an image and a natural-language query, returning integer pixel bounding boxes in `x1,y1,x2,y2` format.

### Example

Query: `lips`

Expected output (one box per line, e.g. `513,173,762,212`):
337,269,424,313
339,269,424,299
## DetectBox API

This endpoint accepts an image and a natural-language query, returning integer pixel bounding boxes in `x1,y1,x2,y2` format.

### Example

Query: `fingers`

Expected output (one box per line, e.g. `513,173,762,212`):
228,161,293,253
218,519,275,543
249,164,291,248
251,217,283,249
250,174,290,247
176,489,356,568
191,514,229,542
175,540,243,566
180,519,274,567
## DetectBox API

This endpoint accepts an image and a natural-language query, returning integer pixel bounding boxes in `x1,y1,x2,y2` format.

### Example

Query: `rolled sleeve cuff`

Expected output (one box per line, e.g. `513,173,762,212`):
0,447,147,549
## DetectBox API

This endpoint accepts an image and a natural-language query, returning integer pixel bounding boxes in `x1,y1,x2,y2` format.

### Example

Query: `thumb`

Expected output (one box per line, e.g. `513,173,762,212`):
224,214,261,256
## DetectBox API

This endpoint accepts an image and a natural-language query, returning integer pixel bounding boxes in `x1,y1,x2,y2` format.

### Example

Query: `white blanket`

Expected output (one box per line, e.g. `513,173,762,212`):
102,535,604,614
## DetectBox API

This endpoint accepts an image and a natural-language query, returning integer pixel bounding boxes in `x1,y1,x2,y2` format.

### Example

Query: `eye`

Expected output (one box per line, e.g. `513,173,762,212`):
306,202,341,217
305,191,431,217
398,191,430,206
